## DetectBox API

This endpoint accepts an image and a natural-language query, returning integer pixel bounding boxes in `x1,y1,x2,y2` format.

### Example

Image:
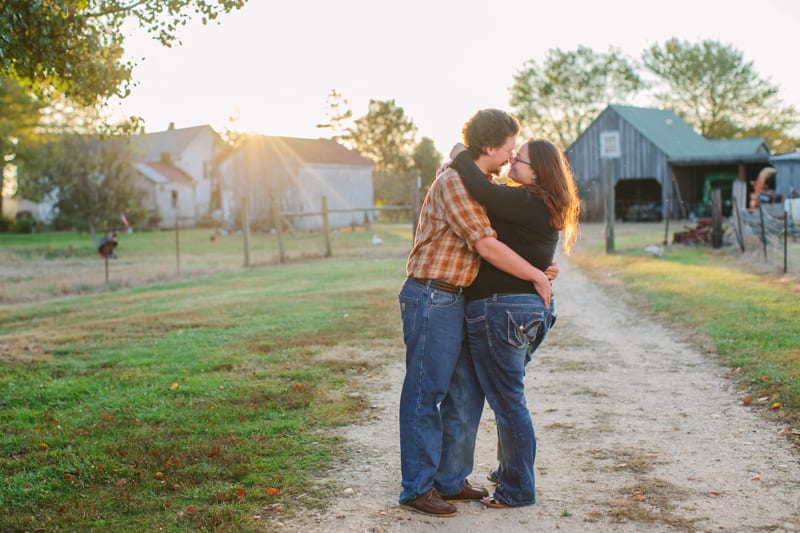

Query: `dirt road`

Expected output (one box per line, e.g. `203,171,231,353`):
275,256,800,532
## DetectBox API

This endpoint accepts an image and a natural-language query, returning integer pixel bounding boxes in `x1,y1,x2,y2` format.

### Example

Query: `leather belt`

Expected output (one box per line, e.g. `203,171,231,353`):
409,277,463,294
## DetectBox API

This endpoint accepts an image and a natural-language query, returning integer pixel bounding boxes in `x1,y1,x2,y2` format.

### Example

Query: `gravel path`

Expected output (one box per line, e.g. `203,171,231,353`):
274,256,800,532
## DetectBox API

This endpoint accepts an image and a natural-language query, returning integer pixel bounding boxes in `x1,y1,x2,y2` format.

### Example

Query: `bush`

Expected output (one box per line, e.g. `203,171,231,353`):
0,215,13,232
14,211,37,233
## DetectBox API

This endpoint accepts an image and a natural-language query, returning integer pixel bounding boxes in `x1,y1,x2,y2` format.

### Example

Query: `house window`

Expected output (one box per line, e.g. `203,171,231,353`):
171,190,178,208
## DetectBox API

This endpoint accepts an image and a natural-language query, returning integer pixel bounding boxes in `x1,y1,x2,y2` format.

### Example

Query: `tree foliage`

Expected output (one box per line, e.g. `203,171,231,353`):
12,100,144,230
17,132,141,231
0,0,247,106
315,89,353,142
0,77,42,213
510,46,644,149
411,137,442,192
642,38,798,151
344,99,417,205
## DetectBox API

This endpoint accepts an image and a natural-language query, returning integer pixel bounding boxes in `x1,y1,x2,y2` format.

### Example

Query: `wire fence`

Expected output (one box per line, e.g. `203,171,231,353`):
732,199,800,274
237,195,416,265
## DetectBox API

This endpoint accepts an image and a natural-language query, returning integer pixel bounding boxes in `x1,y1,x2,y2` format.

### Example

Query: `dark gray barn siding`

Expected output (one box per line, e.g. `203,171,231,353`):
569,109,674,183
567,108,672,220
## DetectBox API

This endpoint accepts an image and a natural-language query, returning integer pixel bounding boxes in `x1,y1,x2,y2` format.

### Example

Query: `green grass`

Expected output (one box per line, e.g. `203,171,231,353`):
572,222,800,426
3,221,800,530
0,253,407,532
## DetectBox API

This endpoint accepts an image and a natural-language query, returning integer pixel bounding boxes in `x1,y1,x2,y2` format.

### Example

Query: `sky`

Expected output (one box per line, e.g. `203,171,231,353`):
109,0,800,155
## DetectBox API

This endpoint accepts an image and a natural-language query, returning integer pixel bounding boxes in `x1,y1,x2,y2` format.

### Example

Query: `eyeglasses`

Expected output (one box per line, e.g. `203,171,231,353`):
511,154,533,167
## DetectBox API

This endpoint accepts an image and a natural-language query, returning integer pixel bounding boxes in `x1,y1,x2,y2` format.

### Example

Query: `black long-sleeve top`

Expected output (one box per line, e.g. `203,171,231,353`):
451,151,559,302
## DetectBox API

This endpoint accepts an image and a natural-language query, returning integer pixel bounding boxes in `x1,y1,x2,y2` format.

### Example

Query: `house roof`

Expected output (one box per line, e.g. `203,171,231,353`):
608,104,769,163
769,152,800,162
135,161,195,184
234,135,373,167
132,125,219,161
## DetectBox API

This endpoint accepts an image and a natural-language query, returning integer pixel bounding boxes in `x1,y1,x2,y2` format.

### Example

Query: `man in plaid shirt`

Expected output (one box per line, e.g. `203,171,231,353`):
398,109,554,516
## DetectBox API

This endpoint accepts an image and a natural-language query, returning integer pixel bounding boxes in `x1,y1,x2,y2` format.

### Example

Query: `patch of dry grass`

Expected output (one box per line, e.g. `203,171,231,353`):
603,478,696,529
589,447,659,474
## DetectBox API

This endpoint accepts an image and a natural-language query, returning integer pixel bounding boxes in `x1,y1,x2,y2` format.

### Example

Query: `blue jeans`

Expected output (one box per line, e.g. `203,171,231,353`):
465,293,556,506
398,278,485,503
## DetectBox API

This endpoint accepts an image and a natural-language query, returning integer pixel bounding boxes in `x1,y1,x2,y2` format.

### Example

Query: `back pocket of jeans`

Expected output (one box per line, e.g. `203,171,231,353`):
506,311,543,349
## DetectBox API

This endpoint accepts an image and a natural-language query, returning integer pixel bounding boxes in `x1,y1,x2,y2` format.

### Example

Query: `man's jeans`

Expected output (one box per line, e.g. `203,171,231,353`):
398,278,484,503
465,293,556,506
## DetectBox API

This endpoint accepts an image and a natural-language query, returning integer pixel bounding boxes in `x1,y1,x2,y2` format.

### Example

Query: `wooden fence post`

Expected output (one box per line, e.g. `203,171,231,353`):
758,205,768,261
732,195,745,252
272,194,285,263
175,215,181,276
321,195,332,258
241,199,251,267
604,158,615,254
412,175,421,241
784,212,788,274
711,189,723,249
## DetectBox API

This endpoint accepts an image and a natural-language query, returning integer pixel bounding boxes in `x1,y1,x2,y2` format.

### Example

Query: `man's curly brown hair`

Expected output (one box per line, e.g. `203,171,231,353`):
462,109,520,159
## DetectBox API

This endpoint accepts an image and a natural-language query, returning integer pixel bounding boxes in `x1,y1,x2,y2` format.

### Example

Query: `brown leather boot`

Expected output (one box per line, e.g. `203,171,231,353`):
441,479,490,501
401,488,457,516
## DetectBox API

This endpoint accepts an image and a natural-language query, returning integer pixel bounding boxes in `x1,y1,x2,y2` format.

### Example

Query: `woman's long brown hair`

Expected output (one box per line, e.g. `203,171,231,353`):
523,139,581,254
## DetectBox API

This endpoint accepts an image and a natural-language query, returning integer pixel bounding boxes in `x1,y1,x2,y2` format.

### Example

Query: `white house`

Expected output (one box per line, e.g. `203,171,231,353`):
133,161,196,228
217,136,374,231
131,124,224,225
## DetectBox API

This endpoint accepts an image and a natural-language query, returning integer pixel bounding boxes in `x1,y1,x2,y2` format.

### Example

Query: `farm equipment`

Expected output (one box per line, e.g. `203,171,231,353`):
749,167,783,210
697,172,738,217
673,217,715,244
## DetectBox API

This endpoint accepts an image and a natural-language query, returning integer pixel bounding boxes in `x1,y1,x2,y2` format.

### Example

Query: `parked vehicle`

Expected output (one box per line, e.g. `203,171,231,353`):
621,202,663,222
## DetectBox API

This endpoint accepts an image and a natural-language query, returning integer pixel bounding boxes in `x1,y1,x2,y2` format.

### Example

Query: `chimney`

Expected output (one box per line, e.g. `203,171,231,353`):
168,122,175,130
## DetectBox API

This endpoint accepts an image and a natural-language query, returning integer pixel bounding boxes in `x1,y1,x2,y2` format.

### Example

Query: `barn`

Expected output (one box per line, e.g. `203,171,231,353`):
566,105,771,221
218,136,374,231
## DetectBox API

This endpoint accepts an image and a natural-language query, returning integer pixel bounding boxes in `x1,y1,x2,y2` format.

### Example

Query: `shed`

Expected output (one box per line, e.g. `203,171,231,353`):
768,152,800,197
566,105,771,221
218,136,374,231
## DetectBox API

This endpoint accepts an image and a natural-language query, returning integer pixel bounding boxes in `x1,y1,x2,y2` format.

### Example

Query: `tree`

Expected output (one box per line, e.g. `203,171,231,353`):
411,137,442,192
510,46,644,149
642,38,799,151
17,132,141,231
0,77,42,215
343,99,417,205
13,98,144,230
0,0,247,106
315,89,353,142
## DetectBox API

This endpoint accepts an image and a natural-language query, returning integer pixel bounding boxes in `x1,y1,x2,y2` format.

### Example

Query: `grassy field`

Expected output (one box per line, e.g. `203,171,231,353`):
1,226,411,531
1,221,798,531
0,224,413,304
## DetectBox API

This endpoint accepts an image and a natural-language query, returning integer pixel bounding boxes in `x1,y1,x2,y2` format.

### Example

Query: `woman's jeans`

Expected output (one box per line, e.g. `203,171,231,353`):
398,278,485,504
465,293,556,506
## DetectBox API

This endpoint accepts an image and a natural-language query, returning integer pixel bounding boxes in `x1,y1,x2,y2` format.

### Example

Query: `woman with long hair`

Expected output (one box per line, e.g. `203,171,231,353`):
449,138,580,508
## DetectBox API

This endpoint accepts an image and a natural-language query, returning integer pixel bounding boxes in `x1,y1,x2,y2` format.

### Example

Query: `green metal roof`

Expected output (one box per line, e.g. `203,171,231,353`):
608,104,767,162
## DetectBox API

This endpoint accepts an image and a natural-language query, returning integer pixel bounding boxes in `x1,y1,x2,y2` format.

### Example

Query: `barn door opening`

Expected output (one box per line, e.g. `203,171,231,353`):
616,178,663,222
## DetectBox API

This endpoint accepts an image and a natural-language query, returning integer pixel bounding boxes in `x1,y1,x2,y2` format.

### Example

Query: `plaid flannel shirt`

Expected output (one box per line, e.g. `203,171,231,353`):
405,166,496,287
